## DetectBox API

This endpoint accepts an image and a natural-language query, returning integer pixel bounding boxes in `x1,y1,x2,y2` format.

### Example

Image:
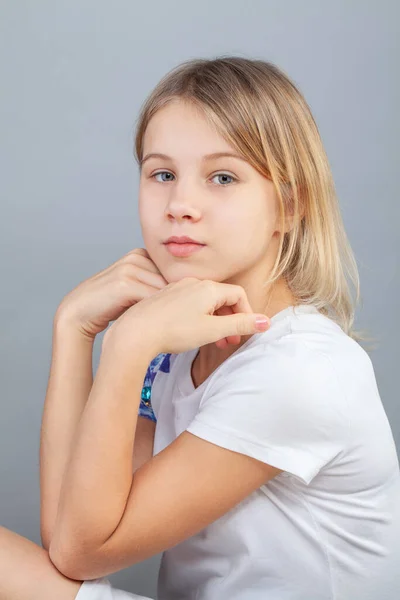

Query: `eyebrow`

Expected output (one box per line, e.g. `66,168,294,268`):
140,151,248,167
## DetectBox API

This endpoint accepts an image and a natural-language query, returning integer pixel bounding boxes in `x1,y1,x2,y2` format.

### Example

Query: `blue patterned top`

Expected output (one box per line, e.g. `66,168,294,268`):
138,352,172,423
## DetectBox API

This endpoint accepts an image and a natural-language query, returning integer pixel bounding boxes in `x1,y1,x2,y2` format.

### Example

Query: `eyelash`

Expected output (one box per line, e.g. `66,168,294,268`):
149,171,238,186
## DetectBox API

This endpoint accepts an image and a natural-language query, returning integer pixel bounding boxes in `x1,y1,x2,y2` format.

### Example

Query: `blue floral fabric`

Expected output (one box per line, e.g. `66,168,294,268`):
138,353,171,423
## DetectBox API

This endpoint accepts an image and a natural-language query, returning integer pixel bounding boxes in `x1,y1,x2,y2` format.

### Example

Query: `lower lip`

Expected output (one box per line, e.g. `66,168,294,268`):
164,242,206,257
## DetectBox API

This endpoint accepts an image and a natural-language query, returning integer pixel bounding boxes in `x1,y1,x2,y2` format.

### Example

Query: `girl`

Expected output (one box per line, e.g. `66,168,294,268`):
2,56,399,600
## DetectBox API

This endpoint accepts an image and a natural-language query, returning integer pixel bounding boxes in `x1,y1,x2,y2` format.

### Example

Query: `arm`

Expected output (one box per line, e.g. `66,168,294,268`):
40,317,156,552
132,416,156,474
48,340,153,562
48,336,282,581
39,315,94,551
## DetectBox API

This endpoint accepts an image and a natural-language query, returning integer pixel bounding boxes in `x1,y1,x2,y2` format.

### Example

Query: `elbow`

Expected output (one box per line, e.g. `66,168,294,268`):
41,534,50,553
48,542,76,580
48,539,88,581
49,538,105,582
40,520,52,553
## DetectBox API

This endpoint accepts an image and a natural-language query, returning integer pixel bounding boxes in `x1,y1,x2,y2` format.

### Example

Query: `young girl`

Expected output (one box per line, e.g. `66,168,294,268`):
2,56,399,600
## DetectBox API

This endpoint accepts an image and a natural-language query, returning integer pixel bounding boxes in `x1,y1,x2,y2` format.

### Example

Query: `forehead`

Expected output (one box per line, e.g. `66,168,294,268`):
142,100,235,157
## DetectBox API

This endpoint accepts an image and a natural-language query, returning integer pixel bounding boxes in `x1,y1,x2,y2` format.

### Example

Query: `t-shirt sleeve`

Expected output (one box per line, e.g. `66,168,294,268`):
185,340,348,485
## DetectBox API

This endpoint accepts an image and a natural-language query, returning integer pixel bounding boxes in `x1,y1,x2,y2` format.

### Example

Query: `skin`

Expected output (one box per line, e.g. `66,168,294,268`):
37,100,296,581
0,98,298,595
0,525,83,599
139,98,297,379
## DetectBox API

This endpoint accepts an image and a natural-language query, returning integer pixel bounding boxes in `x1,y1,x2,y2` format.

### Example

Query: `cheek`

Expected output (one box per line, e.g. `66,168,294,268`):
222,203,273,238
223,208,276,260
138,183,166,221
138,208,158,254
138,194,158,233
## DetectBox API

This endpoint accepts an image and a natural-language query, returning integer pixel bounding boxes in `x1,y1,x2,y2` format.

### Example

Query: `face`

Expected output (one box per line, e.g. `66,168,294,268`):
138,99,285,295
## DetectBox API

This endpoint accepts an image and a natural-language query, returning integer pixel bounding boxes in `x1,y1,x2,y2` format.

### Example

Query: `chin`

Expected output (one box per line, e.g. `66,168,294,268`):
161,269,202,284
159,260,227,285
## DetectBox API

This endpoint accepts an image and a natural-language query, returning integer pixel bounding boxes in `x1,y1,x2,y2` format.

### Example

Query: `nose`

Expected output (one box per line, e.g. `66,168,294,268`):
165,182,202,222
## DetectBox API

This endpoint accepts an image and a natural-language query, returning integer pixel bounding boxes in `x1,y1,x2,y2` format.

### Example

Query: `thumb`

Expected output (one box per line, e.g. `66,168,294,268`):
213,312,271,338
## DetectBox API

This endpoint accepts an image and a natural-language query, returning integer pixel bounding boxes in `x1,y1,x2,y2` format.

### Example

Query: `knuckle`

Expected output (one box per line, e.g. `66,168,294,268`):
129,247,147,257
201,278,215,287
231,283,244,294
120,248,148,267
120,255,139,267
180,276,198,285
117,262,136,281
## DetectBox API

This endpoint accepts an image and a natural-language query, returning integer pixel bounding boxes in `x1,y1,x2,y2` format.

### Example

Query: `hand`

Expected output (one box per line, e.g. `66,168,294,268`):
55,248,169,340
103,277,271,356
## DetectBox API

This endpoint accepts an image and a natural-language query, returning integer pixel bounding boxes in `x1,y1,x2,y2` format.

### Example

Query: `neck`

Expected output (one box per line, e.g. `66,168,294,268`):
195,276,297,375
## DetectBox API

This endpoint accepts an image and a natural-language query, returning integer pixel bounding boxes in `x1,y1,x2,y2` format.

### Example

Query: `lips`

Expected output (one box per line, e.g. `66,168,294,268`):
165,236,205,245
164,241,206,257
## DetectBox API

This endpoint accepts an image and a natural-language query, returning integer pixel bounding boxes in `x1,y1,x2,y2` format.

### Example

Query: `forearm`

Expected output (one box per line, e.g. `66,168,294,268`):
49,335,155,556
39,315,94,550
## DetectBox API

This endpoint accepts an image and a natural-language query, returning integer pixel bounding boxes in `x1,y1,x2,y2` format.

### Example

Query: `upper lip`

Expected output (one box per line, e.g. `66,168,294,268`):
164,236,205,245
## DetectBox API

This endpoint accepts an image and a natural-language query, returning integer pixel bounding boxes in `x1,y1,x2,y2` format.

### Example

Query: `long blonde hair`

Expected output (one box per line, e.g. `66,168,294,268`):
133,56,374,350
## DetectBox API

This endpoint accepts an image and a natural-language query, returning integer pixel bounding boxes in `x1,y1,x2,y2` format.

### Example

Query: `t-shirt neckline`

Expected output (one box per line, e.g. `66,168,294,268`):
176,304,319,396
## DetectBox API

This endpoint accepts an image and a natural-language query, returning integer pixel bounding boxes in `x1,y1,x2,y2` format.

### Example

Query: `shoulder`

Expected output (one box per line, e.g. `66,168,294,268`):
260,309,374,394
188,330,352,485
285,312,376,397
205,325,363,418
285,308,373,372
210,333,340,394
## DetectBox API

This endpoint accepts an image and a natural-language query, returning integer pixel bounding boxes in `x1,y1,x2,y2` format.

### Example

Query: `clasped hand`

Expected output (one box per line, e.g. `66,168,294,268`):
102,277,270,357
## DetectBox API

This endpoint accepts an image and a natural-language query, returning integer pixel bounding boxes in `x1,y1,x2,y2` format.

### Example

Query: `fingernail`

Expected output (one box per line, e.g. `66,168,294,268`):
255,317,269,331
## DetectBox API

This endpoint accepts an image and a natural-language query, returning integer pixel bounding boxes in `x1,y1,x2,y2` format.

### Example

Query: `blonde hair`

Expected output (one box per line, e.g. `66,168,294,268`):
133,55,375,350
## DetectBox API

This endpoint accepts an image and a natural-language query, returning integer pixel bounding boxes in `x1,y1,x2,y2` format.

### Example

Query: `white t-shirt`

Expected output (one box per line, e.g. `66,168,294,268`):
140,304,400,600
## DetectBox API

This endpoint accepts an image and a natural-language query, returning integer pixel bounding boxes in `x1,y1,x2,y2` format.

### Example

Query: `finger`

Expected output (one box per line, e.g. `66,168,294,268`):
118,259,168,289
209,311,270,342
116,260,168,290
134,270,168,290
206,283,269,340
215,338,228,349
210,284,253,347
132,248,150,257
124,249,167,279
214,306,242,347
214,336,241,349
210,282,254,316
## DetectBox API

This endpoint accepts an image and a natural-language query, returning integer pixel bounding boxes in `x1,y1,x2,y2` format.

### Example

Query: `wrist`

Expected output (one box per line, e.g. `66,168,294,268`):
53,312,95,345
101,322,158,366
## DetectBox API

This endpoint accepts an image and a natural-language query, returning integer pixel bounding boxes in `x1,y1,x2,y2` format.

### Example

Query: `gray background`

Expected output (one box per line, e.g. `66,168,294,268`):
0,1,398,597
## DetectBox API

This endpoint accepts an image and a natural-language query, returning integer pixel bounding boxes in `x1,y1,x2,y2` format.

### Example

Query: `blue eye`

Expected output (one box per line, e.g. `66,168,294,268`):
151,171,174,183
211,173,237,185
150,171,237,185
